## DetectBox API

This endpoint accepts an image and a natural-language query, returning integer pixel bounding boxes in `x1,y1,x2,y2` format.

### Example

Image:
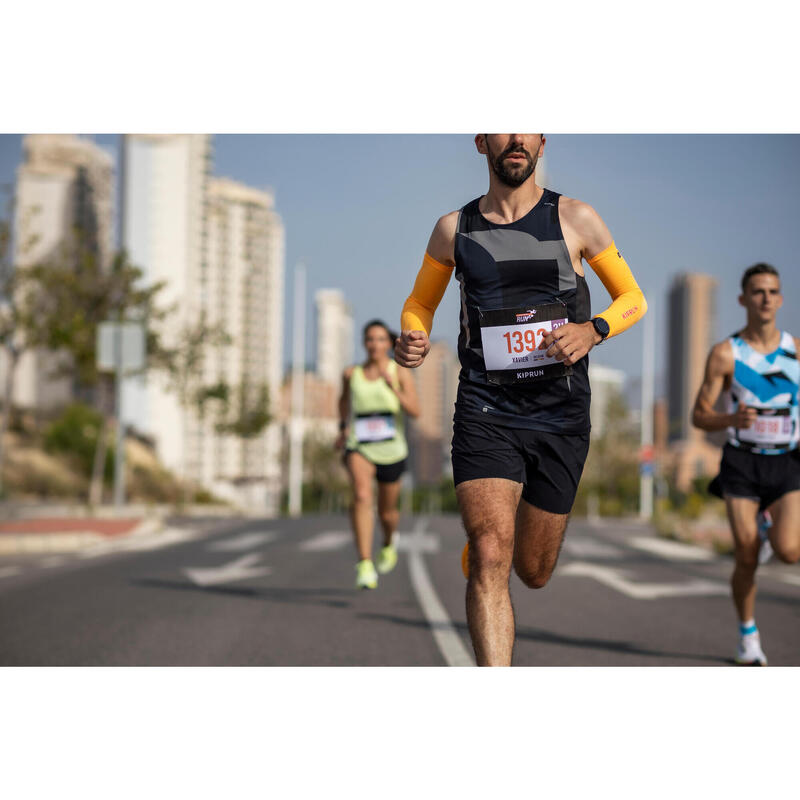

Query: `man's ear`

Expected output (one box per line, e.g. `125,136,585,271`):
475,134,487,154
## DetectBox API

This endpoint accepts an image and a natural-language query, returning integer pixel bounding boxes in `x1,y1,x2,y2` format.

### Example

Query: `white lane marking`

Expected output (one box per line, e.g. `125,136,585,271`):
768,571,800,587
208,531,278,552
628,536,715,562
0,565,22,578
563,536,623,559
407,519,475,667
299,531,352,552
39,556,66,569
560,561,728,600
182,553,271,587
395,531,439,553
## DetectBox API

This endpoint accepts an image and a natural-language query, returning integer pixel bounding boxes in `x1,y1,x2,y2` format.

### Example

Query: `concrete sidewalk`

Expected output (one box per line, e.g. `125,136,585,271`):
0,516,162,555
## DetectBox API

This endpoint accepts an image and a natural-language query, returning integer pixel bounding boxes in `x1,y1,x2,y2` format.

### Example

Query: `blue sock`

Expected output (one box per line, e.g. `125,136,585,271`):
740,619,758,636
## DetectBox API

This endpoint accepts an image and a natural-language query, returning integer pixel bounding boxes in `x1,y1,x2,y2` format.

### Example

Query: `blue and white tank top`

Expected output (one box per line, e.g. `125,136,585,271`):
726,330,799,454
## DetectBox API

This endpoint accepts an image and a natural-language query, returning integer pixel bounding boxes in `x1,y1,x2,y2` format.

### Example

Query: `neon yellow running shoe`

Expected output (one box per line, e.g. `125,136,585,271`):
377,544,398,574
355,559,378,590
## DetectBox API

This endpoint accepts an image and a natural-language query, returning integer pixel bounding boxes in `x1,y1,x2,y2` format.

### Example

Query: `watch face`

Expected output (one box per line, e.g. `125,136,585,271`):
594,318,610,338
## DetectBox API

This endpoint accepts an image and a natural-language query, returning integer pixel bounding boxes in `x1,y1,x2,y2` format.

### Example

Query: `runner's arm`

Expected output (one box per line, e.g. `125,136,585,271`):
381,365,421,418
336,368,353,448
397,212,457,367
692,343,755,431
576,205,647,337
400,213,457,335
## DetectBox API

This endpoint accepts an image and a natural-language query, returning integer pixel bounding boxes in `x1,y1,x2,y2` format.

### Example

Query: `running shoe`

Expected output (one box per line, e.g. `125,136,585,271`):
376,544,398,574
735,631,768,666
355,559,378,590
461,542,469,579
757,510,773,565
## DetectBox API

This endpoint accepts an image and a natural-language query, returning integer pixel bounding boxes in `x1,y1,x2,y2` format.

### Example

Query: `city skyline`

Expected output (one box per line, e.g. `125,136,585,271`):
2,134,799,392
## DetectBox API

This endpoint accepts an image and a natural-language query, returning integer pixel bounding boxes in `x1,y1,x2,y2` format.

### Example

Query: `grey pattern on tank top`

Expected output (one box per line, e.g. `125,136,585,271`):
458,228,576,292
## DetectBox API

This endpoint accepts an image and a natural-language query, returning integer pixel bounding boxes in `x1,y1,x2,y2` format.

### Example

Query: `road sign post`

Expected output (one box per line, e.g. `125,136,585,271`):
97,322,145,512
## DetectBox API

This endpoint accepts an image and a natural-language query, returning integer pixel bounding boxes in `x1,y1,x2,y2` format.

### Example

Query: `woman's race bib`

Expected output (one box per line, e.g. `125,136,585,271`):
354,413,396,443
479,301,573,385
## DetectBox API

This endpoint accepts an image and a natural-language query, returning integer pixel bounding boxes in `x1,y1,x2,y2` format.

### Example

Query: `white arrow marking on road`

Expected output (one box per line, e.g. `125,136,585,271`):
208,531,279,552
560,561,728,600
182,553,271,587
299,531,352,552
0,565,21,578
628,536,715,562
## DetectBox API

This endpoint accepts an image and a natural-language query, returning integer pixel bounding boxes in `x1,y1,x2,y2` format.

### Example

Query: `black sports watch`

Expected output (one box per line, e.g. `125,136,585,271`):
591,316,610,343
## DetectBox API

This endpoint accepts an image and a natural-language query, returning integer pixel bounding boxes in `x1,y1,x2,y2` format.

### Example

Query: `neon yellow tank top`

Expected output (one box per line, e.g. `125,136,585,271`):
345,361,408,465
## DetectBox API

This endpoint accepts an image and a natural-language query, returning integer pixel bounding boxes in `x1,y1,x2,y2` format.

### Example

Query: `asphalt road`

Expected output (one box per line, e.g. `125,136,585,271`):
1,513,799,666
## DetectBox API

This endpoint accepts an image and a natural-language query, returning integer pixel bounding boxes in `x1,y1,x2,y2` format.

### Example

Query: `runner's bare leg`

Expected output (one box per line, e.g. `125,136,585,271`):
458,478,521,666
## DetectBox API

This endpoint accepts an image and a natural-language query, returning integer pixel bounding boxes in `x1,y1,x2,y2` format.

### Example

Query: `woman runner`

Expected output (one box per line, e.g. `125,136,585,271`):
336,320,420,589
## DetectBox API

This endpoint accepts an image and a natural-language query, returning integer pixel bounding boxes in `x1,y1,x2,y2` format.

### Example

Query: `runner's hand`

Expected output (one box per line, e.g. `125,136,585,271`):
540,322,599,365
334,431,347,450
395,330,431,368
731,403,757,429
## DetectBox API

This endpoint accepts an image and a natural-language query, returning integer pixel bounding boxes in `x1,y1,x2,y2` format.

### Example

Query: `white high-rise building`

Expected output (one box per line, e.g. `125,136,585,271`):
121,134,211,476
588,363,626,438
315,289,354,385
198,177,285,511
5,134,114,411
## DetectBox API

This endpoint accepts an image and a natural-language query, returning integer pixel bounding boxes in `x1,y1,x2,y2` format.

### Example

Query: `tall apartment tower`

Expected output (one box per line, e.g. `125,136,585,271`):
409,340,460,486
667,273,718,443
198,177,285,511
121,134,212,475
9,134,114,411
667,272,722,489
315,289,354,385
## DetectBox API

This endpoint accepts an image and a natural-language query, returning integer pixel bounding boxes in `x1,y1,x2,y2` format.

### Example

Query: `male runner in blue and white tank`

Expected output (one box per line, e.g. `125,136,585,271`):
693,263,800,665
395,134,647,666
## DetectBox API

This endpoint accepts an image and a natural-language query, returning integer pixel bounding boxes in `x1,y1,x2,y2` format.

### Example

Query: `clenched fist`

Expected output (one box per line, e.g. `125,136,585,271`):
395,330,431,368
731,403,758,429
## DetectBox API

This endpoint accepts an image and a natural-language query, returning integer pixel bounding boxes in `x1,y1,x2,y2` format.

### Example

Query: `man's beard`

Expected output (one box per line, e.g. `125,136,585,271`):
489,144,537,187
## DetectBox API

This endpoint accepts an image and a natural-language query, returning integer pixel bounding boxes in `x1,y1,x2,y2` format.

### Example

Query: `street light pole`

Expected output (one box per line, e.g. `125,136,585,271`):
288,264,305,517
639,300,655,519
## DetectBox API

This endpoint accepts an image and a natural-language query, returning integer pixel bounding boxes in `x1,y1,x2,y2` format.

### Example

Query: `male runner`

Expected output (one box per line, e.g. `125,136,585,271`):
692,263,800,665
395,134,647,666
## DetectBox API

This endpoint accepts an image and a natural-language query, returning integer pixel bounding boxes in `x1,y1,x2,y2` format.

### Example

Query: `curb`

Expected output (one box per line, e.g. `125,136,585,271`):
0,516,165,556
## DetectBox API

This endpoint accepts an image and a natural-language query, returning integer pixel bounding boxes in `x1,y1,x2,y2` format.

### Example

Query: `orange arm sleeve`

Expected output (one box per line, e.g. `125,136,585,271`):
587,242,647,338
400,252,454,335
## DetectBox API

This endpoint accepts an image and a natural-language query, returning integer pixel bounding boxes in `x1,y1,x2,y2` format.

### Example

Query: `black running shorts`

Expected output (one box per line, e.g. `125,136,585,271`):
710,443,800,510
345,450,407,484
451,417,590,515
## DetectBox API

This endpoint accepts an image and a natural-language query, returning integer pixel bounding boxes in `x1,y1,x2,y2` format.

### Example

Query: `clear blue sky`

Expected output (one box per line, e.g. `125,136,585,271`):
2,134,799,397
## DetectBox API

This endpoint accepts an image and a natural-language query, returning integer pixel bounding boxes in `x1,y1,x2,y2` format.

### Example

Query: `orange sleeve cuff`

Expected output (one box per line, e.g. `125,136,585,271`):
400,252,454,335
587,242,647,338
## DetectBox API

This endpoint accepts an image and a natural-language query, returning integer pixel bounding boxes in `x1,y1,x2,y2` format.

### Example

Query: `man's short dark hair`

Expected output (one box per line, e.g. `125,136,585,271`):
741,263,780,293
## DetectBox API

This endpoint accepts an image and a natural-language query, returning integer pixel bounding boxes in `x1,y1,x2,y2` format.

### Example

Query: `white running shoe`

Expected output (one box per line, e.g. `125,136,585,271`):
757,511,773,565
735,631,768,666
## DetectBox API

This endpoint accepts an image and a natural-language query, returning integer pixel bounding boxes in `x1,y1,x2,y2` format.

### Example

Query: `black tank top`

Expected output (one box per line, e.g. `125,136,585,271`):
453,189,592,433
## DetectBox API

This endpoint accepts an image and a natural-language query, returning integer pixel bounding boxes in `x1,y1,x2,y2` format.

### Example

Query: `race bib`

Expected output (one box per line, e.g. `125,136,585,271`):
738,408,794,447
355,413,396,443
479,302,573,384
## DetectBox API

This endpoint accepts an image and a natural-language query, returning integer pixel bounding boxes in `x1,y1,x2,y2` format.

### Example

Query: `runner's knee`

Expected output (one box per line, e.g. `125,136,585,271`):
514,563,553,589
772,542,800,564
353,484,373,505
470,534,512,578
